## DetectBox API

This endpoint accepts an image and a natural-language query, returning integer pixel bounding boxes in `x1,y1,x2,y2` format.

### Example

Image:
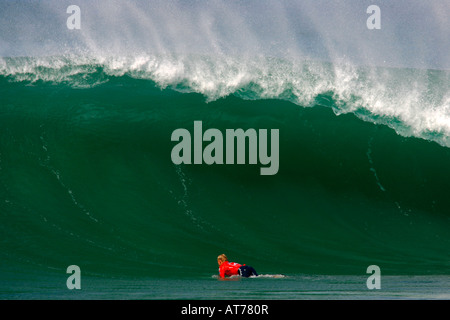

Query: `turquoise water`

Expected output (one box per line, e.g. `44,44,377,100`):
2,267,449,300
1,1,449,300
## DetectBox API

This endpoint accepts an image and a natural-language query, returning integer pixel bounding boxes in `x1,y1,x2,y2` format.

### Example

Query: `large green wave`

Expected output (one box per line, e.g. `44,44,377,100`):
1,71,449,279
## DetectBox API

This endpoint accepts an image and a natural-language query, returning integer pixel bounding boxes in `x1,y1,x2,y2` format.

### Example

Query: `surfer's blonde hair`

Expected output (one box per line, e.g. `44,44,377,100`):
217,254,228,262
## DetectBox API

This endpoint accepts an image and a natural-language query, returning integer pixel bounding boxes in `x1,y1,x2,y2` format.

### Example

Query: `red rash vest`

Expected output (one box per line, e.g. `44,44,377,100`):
219,261,242,278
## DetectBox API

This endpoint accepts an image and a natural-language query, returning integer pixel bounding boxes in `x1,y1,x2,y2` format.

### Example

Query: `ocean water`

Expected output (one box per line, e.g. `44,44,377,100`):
1,1,449,300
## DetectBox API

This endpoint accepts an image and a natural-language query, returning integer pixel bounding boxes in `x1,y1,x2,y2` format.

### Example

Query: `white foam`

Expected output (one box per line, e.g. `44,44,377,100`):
1,54,449,147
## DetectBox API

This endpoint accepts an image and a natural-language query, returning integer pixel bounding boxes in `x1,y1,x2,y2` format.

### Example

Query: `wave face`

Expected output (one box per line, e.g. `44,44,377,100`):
1,1,450,281
1,58,450,279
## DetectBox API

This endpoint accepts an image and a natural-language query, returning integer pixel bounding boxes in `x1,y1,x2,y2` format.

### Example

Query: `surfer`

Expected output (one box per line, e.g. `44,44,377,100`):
217,254,258,278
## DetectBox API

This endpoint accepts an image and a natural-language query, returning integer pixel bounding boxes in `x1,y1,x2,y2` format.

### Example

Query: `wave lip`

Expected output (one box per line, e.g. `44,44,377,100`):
2,54,449,148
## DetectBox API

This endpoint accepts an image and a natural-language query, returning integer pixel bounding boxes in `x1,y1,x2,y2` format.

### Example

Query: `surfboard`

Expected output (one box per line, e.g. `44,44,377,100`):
213,274,287,279
257,274,286,278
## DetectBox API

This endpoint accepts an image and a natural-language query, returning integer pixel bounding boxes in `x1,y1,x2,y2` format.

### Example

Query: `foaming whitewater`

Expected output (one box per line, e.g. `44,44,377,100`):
1,54,449,147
